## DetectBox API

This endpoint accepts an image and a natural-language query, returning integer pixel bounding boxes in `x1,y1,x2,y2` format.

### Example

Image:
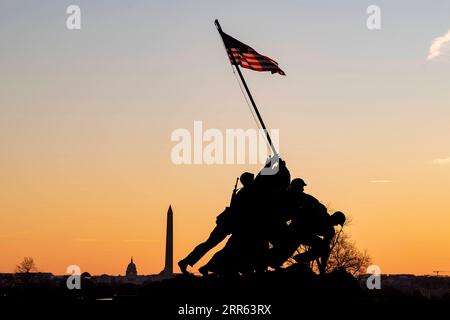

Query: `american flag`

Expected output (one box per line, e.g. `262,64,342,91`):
220,31,285,76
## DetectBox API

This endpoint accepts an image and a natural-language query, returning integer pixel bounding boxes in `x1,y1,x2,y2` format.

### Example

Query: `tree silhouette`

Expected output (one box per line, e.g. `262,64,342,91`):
15,257,37,274
325,226,371,275
288,217,371,276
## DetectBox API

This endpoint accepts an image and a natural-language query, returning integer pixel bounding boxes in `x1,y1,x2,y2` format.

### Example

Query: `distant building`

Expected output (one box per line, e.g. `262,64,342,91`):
358,274,450,299
0,206,176,290
126,257,137,280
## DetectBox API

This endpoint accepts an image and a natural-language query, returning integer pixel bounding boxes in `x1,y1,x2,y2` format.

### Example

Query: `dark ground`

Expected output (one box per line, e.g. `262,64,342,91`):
1,268,448,318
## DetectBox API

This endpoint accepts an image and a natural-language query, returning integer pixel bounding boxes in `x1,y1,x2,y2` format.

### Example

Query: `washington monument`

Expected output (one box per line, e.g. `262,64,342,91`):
159,205,173,276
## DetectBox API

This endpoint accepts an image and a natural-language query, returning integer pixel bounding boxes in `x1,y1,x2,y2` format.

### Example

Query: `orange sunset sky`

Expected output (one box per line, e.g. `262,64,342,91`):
1,1,449,276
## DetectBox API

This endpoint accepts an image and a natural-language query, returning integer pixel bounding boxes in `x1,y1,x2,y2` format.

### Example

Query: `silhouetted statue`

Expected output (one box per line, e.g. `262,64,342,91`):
178,172,254,274
197,171,265,277
254,157,291,195
253,158,291,264
184,158,347,278
293,211,345,274
269,178,346,273
198,158,291,277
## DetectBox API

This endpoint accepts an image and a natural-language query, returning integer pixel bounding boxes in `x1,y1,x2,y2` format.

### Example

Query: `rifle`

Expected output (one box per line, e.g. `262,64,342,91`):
230,177,239,206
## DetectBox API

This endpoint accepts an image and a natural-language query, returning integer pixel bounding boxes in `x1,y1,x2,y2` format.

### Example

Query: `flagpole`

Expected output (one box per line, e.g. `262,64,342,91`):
214,19,278,157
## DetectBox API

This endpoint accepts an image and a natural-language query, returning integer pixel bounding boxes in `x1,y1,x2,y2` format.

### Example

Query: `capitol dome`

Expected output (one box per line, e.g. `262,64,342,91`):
126,257,137,278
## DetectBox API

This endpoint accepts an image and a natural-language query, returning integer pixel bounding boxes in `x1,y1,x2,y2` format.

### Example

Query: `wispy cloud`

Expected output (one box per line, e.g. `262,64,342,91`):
427,29,450,60
369,180,393,183
432,157,450,165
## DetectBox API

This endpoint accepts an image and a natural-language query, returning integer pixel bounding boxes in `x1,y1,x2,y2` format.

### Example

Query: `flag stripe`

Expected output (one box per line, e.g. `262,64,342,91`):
221,31,285,75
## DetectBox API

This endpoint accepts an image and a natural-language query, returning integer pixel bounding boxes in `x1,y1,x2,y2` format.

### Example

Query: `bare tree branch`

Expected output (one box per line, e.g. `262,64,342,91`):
15,257,37,274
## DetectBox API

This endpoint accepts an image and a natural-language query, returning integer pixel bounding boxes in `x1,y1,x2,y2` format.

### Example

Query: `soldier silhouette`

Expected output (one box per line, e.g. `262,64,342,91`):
293,210,345,274
269,178,346,273
197,171,259,277
254,157,291,267
178,172,255,274
199,158,291,277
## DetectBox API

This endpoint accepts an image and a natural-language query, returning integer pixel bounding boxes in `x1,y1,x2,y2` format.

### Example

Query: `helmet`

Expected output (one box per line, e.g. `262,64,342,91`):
240,172,254,186
332,211,346,226
291,178,307,189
